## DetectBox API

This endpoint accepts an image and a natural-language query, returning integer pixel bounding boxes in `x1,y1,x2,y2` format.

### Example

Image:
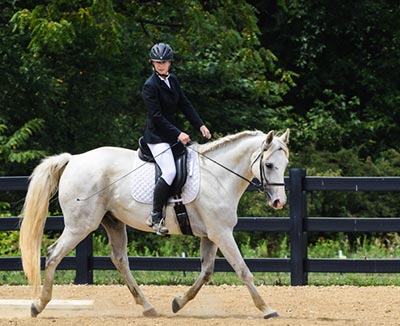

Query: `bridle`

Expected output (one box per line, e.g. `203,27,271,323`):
250,143,287,195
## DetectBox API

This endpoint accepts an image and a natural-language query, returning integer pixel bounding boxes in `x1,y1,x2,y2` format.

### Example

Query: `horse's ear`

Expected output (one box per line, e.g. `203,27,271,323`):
280,129,290,144
264,130,274,148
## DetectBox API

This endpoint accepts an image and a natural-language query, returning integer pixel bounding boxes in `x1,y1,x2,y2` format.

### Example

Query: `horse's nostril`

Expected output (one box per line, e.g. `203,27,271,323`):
273,199,280,208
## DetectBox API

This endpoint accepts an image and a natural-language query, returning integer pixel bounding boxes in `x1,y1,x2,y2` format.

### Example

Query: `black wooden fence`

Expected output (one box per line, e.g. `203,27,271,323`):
1,168,400,286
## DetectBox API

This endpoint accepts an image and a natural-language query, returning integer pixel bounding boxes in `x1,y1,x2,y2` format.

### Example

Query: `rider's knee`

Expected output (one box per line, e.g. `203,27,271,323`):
161,166,176,186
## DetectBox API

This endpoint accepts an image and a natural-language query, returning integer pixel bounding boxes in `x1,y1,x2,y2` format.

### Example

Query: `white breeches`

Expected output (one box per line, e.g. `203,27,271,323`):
148,142,176,186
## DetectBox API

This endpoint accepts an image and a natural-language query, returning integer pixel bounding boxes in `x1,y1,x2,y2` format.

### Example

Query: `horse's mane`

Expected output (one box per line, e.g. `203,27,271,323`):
198,130,264,154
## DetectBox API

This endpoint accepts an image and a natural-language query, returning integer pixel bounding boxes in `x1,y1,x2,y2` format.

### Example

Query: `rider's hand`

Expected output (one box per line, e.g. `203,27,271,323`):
200,125,211,140
178,132,191,145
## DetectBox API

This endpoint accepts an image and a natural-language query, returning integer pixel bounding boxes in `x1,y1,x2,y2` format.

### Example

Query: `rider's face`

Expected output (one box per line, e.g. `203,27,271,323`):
152,61,172,76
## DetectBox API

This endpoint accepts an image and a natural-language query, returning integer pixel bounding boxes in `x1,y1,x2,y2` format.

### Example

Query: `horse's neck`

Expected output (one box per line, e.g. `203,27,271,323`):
205,134,263,191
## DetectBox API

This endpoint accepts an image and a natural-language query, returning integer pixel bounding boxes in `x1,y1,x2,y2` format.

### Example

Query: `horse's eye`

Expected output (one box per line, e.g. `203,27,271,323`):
266,163,273,169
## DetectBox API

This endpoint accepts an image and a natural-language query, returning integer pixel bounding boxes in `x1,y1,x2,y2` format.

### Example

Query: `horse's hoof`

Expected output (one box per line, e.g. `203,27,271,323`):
143,307,159,317
31,303,40,318
172,297,183,313
264,311,279,319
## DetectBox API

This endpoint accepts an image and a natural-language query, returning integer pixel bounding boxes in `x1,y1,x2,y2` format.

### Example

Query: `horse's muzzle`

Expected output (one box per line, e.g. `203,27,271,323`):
269,197,286,210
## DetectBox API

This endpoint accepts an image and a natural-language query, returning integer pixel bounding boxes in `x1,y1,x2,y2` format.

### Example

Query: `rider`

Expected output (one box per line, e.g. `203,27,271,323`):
142,43,211,235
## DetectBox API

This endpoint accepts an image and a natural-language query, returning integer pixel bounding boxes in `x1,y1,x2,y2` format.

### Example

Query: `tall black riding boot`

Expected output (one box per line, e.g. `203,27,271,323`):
146,177,171,235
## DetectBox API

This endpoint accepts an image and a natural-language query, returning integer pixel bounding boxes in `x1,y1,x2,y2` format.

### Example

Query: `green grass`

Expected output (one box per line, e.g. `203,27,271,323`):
308,273,400,286
2,231,400,286
3,270,400,287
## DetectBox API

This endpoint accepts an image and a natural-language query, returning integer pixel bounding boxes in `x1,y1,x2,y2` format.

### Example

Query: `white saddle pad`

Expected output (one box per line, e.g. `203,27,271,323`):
131,148,200,205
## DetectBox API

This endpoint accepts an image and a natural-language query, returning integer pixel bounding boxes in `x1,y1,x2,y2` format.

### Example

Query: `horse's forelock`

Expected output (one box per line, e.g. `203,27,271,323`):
264,137,289,160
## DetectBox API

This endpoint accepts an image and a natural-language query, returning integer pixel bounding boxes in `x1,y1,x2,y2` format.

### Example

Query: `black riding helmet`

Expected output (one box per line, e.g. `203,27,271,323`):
150,43,174,62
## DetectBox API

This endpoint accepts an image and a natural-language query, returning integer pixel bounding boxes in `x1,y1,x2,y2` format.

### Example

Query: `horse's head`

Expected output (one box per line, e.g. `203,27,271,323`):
251,129,290,210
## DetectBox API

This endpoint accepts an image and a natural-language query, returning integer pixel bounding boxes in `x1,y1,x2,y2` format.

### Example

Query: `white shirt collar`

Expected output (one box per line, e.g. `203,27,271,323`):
157,73,171,88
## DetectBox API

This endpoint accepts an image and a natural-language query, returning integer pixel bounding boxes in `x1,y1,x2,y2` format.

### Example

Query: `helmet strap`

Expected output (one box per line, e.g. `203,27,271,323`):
156,71,169,78
153,66,170,78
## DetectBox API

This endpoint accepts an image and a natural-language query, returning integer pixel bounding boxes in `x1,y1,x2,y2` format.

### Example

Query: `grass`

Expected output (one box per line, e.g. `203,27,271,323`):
3,270,400,287
308,273,400,286
2,230,400,287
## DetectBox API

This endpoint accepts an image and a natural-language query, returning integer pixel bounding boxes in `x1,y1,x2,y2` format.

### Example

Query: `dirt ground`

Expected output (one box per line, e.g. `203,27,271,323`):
0,285,399,326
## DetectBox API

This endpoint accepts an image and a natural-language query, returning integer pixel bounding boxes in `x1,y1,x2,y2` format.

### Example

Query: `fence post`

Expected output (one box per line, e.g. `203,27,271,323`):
75,233,93,284
289,168,308,285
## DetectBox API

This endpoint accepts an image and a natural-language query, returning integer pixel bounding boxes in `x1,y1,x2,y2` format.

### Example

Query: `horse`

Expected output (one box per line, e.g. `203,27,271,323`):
19,129,290,319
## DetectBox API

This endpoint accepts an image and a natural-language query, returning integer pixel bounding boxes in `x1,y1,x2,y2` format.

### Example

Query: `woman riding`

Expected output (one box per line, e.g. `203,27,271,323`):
142,43,211,235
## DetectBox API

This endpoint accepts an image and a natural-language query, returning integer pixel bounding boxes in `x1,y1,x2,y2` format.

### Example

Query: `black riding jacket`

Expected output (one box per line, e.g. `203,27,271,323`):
142,71,204,144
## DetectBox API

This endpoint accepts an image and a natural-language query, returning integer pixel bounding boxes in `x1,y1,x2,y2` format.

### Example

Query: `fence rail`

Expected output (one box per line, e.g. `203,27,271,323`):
1,169,400,285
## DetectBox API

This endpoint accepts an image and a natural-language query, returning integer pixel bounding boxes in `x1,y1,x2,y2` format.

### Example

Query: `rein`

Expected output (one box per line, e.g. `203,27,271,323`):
76,138,286,201
186,142,286,194
76,142,180,201
186,145,262,191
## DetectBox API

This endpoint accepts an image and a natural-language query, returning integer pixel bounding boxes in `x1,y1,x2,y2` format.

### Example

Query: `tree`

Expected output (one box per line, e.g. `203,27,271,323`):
3,0,294,162
8,0,144,154
252,0,400,157
0,117,46,175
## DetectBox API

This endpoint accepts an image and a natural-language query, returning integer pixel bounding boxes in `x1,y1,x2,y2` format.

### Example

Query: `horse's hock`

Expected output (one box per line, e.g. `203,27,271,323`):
0,285,399,326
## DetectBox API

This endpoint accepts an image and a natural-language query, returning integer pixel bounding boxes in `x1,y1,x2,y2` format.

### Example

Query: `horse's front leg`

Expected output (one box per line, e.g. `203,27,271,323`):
172,236,218,313
210,230,278,319
101,214,158,317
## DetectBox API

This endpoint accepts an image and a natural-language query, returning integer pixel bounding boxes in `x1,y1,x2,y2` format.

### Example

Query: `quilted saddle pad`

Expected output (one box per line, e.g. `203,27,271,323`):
131,148,200,205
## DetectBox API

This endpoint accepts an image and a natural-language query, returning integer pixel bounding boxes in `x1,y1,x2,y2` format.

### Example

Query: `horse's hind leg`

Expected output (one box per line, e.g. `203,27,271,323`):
211,230,278,319
101,213,158,317
172,237,218,313
31,227,94,317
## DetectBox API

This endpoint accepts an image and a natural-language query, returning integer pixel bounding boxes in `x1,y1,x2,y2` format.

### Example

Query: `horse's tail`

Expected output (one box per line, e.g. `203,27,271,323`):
19,153,72,296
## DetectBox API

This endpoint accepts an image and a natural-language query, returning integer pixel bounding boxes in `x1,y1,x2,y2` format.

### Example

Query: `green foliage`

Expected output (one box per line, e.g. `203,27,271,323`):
239,235,289,258
2,0,294,159
0,117,46,175
10,7,76,54
0,231,19,256
93,230,201,257
4,0,143,155
293,90,362,152
258,0,400,156
308,233,400,259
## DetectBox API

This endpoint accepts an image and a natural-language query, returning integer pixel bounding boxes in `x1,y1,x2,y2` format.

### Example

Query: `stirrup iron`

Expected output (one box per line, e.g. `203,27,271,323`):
153,216,168,235
146,215,168,235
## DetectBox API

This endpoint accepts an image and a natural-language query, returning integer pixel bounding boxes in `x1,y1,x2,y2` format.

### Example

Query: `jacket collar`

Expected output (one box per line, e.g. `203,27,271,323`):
153,71,174,92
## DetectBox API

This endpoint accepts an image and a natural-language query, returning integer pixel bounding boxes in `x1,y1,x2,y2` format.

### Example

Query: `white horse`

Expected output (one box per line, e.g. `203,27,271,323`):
19,129,289,319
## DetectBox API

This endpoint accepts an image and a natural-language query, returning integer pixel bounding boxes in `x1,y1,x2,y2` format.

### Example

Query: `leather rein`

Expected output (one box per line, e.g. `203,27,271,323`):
186,141,287,195
76,139,287,202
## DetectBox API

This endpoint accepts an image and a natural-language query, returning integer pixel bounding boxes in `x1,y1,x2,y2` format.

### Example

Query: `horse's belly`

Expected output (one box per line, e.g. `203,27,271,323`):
109,202,185,235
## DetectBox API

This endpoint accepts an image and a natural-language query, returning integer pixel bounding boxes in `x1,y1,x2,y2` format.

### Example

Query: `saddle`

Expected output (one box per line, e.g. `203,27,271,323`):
138,137,193,235
138,137,188,195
